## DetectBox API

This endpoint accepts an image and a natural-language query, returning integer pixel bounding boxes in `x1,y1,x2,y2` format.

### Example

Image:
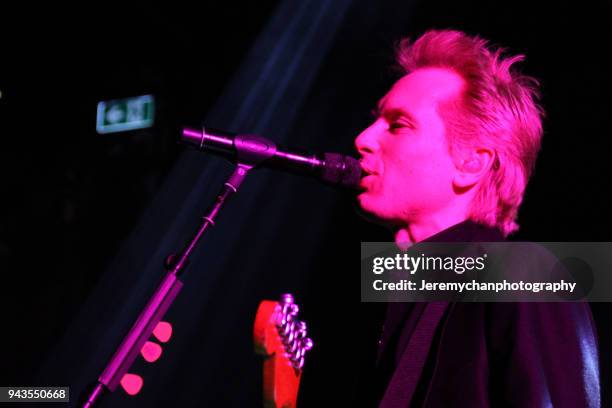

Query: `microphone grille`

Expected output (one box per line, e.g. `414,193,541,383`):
322,153,362,190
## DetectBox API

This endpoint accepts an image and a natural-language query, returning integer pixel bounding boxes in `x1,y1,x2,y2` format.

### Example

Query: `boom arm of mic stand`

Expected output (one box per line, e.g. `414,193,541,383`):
82,163,252,407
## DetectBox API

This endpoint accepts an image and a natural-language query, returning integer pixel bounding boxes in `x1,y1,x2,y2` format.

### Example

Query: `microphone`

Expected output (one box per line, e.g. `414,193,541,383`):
181,127,362,189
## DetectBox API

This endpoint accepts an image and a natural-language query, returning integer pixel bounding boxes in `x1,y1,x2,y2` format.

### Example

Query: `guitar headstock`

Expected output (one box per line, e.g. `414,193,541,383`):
253,294,313,408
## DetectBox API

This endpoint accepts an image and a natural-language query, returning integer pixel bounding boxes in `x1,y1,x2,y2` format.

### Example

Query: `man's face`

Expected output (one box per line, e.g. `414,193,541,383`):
355,67,465,225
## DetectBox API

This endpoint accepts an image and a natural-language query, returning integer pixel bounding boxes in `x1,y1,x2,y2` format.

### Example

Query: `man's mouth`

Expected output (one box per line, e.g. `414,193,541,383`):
359,161,377,178
358,161,378,191
359,173,378,192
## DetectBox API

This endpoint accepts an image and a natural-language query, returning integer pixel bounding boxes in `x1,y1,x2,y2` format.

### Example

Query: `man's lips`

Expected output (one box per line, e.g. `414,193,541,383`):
358,161,378,191
359,173,376,191
359,162,378,177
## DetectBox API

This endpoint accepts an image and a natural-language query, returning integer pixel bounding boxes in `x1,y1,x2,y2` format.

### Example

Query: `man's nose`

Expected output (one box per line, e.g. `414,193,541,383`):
355,123,380,156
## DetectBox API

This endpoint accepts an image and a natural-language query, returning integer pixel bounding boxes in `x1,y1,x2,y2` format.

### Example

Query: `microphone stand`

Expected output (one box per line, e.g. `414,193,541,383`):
83,150,262,406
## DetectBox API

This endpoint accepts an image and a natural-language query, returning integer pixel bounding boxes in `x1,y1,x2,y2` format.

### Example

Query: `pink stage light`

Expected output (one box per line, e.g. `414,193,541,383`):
120,373,143,396
153,321,172,343
140,341,163,363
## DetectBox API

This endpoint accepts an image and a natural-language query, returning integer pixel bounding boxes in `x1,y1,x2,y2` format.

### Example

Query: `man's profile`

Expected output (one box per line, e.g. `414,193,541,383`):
355,29,600,407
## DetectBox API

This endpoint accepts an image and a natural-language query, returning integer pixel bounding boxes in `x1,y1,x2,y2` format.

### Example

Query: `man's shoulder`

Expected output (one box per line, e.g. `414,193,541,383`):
448,301,595,326
444,302,597,354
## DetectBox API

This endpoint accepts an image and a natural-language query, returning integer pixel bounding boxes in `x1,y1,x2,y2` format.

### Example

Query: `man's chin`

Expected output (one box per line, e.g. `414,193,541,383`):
355,195,393,226
356,193,375,215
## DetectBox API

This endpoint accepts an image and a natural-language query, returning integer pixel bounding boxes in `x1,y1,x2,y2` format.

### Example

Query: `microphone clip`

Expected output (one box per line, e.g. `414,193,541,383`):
222,130,277,167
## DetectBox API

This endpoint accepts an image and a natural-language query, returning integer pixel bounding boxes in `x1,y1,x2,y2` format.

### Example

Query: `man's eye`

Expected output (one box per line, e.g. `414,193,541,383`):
389,120,415,132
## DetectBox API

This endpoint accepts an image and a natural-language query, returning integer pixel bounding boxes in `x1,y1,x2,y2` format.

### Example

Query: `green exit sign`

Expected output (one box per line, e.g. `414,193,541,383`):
96,95,155,134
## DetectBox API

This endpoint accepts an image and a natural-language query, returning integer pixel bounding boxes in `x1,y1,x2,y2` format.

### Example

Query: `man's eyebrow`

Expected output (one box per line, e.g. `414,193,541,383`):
373,98,418,128
382,106,418,128
374,97,416,124
371,99,385,117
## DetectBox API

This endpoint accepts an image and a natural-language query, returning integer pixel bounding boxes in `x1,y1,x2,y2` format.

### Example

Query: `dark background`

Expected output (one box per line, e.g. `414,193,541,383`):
1,0,610,406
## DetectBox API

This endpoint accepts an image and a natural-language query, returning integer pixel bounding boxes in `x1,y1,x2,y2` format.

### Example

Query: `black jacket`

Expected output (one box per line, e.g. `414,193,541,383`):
373,221,600,407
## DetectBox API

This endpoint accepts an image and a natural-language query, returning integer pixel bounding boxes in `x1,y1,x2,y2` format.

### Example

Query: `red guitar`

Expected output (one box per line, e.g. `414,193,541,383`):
253,294,313,408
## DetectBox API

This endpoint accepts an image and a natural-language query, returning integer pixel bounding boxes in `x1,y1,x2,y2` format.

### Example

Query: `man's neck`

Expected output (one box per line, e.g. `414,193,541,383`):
395,213,469,247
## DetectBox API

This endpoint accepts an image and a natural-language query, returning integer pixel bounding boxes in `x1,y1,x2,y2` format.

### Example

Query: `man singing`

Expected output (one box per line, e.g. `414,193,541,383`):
355,30,600,407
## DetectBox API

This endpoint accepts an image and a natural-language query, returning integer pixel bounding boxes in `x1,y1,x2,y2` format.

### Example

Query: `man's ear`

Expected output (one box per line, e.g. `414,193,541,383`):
453,148,495,189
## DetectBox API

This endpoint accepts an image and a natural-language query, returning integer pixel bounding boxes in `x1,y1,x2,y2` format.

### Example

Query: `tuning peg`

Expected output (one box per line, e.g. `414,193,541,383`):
281,311,295,327
288,336,299,354
303,337,314,351
293,345,304,361
296,356,305,370
279,294,298,324
289,303,299,316
153,321,173,343
296,321,307,338
120,373,143,396
280,293,294,305
281,304,294,323
292,337,311,362
140,341,162,362
282,320,295,339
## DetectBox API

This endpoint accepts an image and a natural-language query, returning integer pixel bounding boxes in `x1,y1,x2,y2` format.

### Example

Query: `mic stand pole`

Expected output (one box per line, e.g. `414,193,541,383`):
83,162,253,407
